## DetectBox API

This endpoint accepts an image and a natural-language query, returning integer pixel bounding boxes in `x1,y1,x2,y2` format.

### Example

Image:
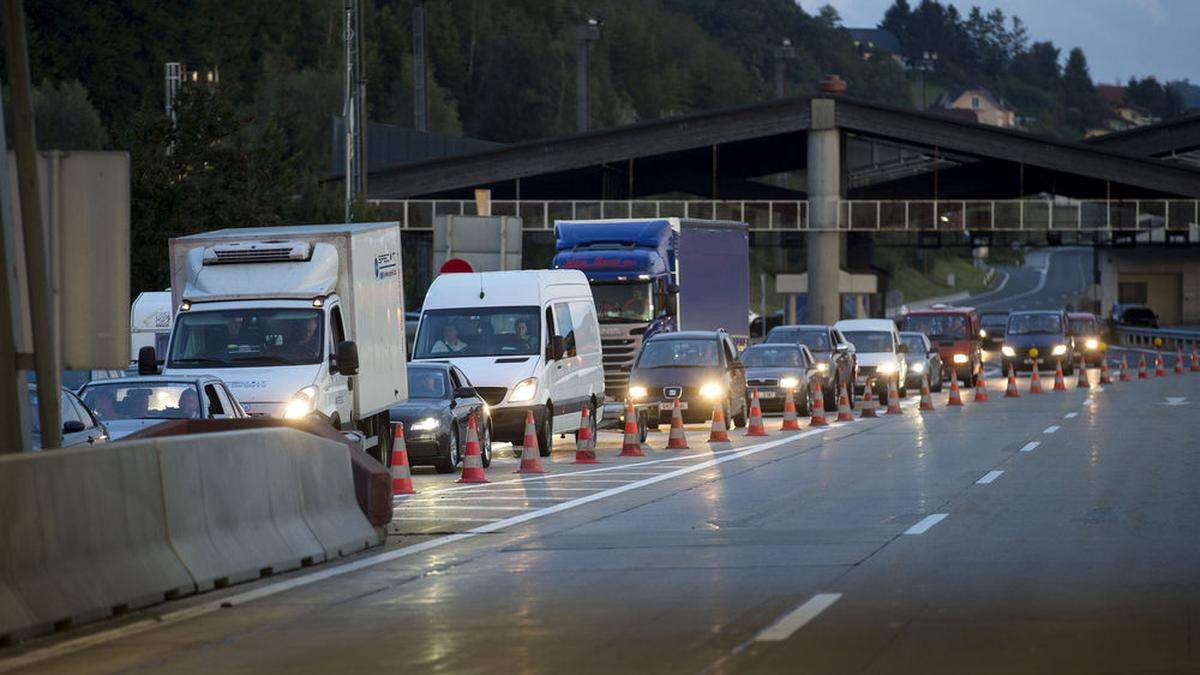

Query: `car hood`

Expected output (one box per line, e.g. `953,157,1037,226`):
629,366,723,390
857,352,901,368
744,366,806,383
387,401,446,423
162,364,320,405
413,355,538,390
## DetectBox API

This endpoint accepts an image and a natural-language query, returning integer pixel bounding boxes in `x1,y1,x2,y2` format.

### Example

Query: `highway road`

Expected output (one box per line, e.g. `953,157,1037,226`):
4,250,1199,674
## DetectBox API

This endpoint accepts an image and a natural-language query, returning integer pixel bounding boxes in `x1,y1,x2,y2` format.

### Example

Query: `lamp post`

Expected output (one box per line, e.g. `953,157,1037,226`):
914,51,938,110
576,18,602,133
773,39,795,99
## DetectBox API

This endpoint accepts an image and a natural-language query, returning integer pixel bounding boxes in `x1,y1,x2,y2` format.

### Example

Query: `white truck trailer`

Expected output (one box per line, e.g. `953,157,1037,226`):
150,223,407,461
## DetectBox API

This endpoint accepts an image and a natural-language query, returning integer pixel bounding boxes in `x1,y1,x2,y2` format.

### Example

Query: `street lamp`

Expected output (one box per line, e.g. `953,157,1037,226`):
773,38,795,99
576,17,602,132
913,51,938,110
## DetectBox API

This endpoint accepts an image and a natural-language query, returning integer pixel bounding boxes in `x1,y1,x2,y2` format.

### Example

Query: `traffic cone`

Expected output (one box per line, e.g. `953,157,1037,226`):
1053,360,1067,392
885,378,903,414
1029,366,1043,394
1155,352,1165,377
746,389,768,436
666,398,689,449
573,405,598,464
920,374,936,410
974,371,989,402
860,381,878,418
1137,353,1148,379
515,411,547,474
708,399,730,442
809,383,828,427
1076,359,1090,389
456,415,489,483
619,399,644,457
947,375,963,406
389,422,416,495
1192,345,1200,372
781,387,801,430
1174,346,1185,375
1099,359,1113,385
1121,354,1131,382
836,383,854,422
1005,364,1020,398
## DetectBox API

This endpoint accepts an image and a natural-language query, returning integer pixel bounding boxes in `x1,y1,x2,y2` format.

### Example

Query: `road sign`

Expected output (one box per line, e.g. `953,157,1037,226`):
439,258,473,274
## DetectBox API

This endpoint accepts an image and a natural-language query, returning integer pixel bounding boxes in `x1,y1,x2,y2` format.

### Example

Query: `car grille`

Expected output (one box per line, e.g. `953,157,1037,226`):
858,365,876,377
475,387,507,405
746,378,779,387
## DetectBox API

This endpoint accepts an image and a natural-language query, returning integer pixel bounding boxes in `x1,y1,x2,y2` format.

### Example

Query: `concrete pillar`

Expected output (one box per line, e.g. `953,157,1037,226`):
806,99,842,325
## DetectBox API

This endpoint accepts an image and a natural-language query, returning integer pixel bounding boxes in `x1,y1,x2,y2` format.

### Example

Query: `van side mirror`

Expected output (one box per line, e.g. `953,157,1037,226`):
334,340,359,376
549,335,565,361
138,346,159,375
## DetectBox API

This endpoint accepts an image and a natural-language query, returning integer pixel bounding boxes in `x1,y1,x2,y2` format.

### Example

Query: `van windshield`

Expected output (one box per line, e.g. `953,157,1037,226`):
841,331,895,353
904,314,968,339
413,307,541,359
1008,314,1062,336
168,308,324,368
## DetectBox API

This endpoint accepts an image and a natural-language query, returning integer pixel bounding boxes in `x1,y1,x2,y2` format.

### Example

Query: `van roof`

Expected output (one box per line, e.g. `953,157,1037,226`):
174,222,398,240
905,306,976,316
833,318,898,332
422,269,590,309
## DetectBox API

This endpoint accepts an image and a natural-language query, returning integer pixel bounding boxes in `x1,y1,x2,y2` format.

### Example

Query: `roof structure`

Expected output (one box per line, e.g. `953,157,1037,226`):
1085,111,1200,158
934,86,1013,113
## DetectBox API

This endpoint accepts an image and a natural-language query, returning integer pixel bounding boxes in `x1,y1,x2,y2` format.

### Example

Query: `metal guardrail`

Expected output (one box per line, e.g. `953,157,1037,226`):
1113,325,1200,351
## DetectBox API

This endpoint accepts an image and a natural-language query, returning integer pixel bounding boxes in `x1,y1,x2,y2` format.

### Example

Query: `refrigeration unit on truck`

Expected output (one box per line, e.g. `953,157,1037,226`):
147,222,407,463
552,218,749,419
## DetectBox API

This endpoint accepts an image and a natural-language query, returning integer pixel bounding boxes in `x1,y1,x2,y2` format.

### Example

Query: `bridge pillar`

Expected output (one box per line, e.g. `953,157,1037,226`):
806,99,842,325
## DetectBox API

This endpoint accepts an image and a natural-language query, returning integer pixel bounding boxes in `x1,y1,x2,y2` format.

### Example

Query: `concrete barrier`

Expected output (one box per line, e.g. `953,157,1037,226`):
288,432,379,558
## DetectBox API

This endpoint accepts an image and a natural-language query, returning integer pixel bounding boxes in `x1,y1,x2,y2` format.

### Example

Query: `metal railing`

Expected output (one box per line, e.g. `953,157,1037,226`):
1113,325,1200,352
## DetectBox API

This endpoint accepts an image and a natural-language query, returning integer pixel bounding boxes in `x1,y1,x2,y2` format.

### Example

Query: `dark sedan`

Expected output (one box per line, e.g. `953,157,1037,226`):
389,363,492,473
628,330,747,429
765,324,857,412
739,343,816,414
1000,310,1075,374
979,311,1009,350
900,332,943,392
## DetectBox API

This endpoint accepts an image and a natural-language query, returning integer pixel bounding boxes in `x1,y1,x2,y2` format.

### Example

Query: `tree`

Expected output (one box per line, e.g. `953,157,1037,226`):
1062,47,1105,129
3,79,109,150
1126,76,1184,119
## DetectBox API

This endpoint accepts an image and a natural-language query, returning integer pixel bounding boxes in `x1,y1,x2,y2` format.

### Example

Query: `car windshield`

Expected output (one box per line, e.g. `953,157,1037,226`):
407,369,447,398
981,314,1008,328
842,331,895,353
740,345,803,368
768,328,830,351
904,314,968,339
414,306,540,359
1007,314,1062,335
168,308,323,368
637,339,719,368
900,335,927,354
591,282,654,323
1068,318,1098,335
80,382,203,420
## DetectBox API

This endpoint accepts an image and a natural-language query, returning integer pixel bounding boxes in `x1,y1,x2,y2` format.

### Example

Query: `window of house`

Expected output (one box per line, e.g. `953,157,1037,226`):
971,96,980,109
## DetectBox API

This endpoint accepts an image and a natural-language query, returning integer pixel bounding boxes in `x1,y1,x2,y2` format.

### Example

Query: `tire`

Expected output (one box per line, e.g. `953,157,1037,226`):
372,413,394,467
480,422,492,468
637,413,649,443
823,384,837,412
435,427,460,474
798,387,811,416
932,375,943,393
536,406,553,457
733,397,747,428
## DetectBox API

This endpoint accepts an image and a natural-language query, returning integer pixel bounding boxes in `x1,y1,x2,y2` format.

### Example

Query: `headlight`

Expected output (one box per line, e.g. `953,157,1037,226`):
1001,345,1015,357
410,417,440,431
876,361,897,374
1084,338,1099,350
699,382,723,400
1051,344,1067,356
979,329,987,338
628,385,648,400
779,377,799,390
952,353,969,364
284,385,318,419
815,362,828,373
911,362,925,373
508,377,538,403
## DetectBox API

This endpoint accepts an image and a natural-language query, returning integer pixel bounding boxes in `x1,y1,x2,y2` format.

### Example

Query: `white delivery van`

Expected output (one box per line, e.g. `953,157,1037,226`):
412,270,604,456
129,290,173,364
155,223,406,462
833,318,908,400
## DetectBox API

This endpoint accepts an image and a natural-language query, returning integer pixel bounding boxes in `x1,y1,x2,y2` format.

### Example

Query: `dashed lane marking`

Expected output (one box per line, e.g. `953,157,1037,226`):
393,505,535,512
753,594,843,642
1064,412,1078,419
1043,425,1060,434
976,470,1004,484
1019,441,1040,453
903,513,949,535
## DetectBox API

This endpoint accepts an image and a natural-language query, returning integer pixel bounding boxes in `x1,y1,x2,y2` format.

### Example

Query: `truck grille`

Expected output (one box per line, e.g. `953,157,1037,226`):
475,387,507,405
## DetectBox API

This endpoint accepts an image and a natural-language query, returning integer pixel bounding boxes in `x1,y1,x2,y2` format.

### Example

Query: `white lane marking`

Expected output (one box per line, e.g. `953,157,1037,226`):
754,593,843,642
390,517,499,523
432,487,601,494
392,504,534,512
538,478,640,485
1043,425,1060,434
976,470,1004,484
1063,412,1078,419
4,426,842,673
1019,441,1040,453
401,496,567,503
1162,397,1188,406
903,513,949,535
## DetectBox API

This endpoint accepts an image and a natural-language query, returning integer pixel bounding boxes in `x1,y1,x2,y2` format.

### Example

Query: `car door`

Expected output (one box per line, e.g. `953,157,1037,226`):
220,383,248,417
451,366,483,429
60,391,93,446
550,302,580,432
446,368,470,436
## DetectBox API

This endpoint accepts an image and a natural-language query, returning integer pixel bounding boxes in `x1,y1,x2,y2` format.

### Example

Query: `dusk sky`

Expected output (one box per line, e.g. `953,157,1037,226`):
803,0,1200,85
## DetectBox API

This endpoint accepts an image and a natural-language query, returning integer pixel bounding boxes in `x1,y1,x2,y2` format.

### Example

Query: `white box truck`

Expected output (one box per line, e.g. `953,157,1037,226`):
150,223,406,461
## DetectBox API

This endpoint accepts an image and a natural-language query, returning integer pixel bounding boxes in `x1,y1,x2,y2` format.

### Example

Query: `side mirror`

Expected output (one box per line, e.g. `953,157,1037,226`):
454,386,477,399
63,419,86,433
667,283,680,295
138,346,159,375
835,343,849,353
334,340,359,376
549,335,565,361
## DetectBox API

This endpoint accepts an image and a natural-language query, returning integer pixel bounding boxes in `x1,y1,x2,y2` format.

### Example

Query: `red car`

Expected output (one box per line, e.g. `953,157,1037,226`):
897,306,984,386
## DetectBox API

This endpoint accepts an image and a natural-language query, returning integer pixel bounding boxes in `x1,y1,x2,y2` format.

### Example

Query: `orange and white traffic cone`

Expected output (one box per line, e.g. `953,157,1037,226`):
920,374,936,410
390,422,416,495
1052,360,1067,392
1192,345,1200,372
1099,358,1113,385
708,399,730,443
666,398,689,449
860,380,878,418
1138,353,1148,379
836,383,854,422
746,389,768,436
1029,366,1044,394
573,405,598,464
885,378,903,414
974,371,989,402
1155,352,1165,377
456,415,489,483
619,399,644,457
809,382,828,427
1121,354,1131,382
1005,364,1020,398
1174,346,1185,375
781,387,801,430
947,375,963,406
1076,359,1090,389
514,411,546,474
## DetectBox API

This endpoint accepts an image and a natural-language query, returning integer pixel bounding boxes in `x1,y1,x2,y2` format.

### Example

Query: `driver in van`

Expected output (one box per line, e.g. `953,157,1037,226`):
431,323,469,353
514,318,536,352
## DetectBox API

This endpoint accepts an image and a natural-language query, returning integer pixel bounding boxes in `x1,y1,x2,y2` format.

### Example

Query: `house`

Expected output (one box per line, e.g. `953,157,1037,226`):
1094,84,1157,133
846,28,906,66
933,87,1016,128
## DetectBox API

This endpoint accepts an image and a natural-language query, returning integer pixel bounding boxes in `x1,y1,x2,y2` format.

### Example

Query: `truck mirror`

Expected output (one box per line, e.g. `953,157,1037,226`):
334,340,360,376
138,346,159,375
549,335,565,361
667,283,680,295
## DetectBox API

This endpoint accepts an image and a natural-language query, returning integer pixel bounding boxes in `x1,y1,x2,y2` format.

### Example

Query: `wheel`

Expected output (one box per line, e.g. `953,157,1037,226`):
733,397,747,428
435,427,460,474
372,413,394,467
637,413,649,443
798,387,810,416
479,422,492,468
932,375,943,392
536,406,553,457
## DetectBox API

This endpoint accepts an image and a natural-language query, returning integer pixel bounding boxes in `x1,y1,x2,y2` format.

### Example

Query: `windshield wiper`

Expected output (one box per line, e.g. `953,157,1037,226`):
229,354,307,365
170,357,224,365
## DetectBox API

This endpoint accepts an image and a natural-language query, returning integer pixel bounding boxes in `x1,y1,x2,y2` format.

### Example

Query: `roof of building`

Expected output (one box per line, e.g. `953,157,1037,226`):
1086,110,1200,157
1096,84,1127,106
846,28,904,55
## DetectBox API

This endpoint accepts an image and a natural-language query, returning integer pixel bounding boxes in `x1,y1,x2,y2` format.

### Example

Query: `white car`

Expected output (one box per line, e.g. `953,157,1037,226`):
833,318,908,399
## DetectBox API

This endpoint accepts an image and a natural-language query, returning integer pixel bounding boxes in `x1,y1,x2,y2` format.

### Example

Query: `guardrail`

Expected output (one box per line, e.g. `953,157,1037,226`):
1113,325,1200,351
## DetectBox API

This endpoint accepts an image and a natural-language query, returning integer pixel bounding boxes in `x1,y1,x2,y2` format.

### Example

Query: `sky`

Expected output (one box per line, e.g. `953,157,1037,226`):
801,0,1200,85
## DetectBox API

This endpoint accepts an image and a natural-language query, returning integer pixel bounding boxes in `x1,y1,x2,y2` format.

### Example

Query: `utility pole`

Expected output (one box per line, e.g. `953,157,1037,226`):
355,0,367,201
576,18,602,133
4,0,61,449
773,39,794,99
412,0,428,133
0,83,32,454
914,51,938,110
342,0,358,222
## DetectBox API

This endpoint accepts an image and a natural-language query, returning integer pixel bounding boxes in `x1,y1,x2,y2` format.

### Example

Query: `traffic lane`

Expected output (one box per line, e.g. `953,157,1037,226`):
973,249,1091,312
722,373,1200,674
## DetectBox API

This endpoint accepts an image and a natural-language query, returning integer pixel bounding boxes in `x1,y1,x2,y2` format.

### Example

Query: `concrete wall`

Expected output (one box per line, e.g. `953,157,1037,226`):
1099,247,1200,325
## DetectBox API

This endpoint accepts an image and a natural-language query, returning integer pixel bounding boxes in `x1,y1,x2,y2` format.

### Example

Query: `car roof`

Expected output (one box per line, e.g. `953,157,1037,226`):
1067,312,1096,320
745,342,800,350
647,330,724,341
408,362,451,372
80,375,211,386
834,318,897,332
772,324,828,331
1009,309,1062,316
905,306,976,316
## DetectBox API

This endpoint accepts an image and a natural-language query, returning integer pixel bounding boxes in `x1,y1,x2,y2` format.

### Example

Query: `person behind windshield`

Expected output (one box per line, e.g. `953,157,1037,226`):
431,323,468,353
514,318,536,352
277,316,320,361
412,371,444,398
178,388,201,418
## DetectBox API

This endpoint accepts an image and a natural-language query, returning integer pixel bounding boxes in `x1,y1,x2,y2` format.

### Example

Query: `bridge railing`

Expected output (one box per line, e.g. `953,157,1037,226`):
1112,325,1200,352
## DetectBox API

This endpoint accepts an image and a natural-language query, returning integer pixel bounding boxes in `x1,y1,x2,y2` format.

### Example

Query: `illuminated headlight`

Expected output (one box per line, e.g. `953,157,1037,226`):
1084,338,1099,350
779,377,799,390
410,417,440,431
979,329,987,338
283,385,318,419
508,377,538,403
1001,345,1016,358
699,382,723,400
911,362,925,374
1051,344,1068,356
628,385,648,400
815,362,828,373
952,353,969,365
876,361,898,374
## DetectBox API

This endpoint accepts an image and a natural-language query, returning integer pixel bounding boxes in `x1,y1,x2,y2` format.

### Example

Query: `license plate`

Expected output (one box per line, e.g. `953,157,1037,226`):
660,401,688,411
756,391,777,399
